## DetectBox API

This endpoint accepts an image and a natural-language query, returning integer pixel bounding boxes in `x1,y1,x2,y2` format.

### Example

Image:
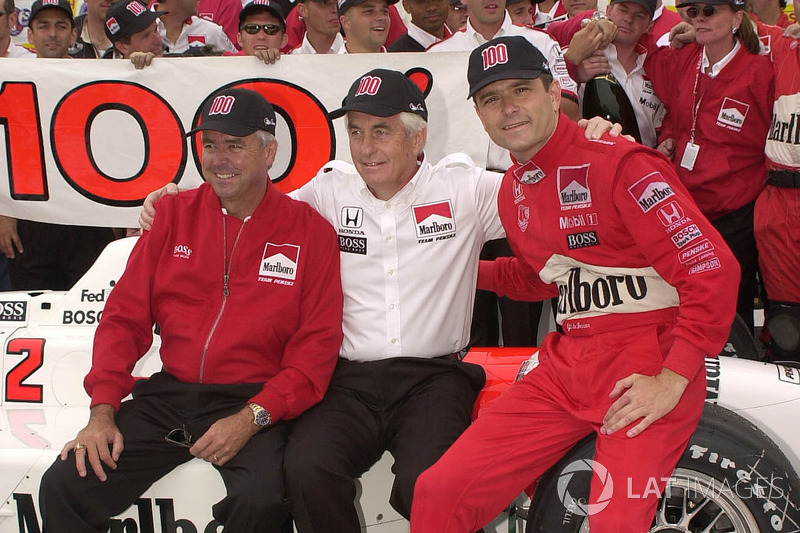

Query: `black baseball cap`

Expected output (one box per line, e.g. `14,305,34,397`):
187,88,277,137
676,0,743,7
337,0,397,17
239,0,286,30
29,0,74,24
468,36,551,98
104,0,166,42
610,0,656,17
329,69,428,121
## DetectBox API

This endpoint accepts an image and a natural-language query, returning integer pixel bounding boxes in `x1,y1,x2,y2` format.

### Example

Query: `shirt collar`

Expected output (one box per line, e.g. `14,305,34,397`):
701,39,740,78
406,22,451,48
465,11,512,44
357,154,428,205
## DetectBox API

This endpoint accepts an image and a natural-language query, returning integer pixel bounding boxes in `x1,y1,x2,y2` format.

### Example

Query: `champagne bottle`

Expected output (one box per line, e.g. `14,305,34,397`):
582,72,642,144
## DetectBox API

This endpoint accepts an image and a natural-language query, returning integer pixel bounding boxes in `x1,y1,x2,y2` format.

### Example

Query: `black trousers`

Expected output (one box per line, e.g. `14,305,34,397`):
10,220,115,291
711,201,759,334
284,356,485,533
39,373,290,533
470,238,543,347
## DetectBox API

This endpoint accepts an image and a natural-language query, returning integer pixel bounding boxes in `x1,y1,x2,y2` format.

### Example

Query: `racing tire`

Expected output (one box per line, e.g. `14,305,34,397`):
719,313,761,361
525,403,800,533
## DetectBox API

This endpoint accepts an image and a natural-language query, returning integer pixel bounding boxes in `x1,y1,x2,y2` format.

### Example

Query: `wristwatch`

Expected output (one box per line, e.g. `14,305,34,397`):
248,402,272,429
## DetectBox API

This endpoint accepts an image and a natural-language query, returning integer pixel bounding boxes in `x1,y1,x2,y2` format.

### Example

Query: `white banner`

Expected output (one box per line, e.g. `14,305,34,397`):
0,52,494,227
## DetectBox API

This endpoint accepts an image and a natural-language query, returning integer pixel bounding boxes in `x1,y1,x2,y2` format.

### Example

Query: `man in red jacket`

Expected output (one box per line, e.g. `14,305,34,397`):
38,88,343,533
411,36,739,533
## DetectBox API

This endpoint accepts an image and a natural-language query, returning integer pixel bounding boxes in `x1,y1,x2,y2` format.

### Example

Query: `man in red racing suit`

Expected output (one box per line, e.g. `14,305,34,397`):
754,20,800,362
411,36,739,533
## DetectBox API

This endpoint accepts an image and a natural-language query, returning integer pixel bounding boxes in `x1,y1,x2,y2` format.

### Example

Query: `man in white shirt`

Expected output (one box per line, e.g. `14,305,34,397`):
387,0,451,51
154,0,237,54
572,0,665,147
338,0,395,52
0,0,33,57
427,0,580,123
289,0,346,53
282,68,502,533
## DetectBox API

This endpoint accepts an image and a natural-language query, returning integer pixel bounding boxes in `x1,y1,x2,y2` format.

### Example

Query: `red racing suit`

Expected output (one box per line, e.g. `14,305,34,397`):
755,22,800,304
84,182,344,421
411,116,739,533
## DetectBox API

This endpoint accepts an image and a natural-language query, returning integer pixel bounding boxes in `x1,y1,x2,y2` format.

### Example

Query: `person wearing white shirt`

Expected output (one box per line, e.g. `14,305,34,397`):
284,68,502,533
338,0,394,52
572,0,665,147
388,0,451,51
154,0,237,53
0,0,33,57
289,0,347,54
428,0,580,124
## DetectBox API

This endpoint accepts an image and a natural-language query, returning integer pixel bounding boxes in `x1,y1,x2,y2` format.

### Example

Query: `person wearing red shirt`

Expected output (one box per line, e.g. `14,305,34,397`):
38,88,343,533
411,36,738,533
644,0,774,334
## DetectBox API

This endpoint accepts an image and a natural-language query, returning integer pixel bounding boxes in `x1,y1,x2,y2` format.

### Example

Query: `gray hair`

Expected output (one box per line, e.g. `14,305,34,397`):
344,112,427,151
255,130,276,148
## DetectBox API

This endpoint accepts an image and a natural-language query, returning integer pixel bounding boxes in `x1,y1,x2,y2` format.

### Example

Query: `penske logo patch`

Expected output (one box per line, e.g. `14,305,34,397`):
412,200,456,242
259,243,299,284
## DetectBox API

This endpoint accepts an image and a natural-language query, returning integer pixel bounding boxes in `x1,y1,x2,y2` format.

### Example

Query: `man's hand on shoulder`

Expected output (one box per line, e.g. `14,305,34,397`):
600,367,689,438
61,404,123,481
139,183,179,231
190,407,260,466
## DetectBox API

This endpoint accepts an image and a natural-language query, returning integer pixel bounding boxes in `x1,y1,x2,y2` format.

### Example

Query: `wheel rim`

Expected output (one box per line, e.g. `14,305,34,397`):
574,468,760,533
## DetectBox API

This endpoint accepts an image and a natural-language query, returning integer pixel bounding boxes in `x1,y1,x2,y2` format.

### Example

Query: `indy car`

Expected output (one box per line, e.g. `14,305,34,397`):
1,238,799,533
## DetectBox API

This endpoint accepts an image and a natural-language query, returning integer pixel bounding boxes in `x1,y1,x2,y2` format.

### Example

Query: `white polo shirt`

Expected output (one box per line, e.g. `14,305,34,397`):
290,32,347,54
291,154,504,361
156,15,237,54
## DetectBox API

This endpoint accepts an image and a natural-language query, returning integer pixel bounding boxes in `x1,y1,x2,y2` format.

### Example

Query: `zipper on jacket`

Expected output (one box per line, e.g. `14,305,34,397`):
198,215,248,383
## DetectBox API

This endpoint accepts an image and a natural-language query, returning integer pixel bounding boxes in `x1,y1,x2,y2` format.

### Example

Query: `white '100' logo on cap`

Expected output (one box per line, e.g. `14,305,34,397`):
354,76,382,97
127,0,146,15
209,95,235,115
482,44,508,70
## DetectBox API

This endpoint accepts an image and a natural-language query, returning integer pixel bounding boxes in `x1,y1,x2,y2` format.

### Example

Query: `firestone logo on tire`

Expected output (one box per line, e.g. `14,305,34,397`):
557,459,614,516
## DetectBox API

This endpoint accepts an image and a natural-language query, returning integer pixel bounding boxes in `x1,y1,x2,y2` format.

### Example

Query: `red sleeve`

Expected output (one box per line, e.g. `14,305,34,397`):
284,8,306,52
478,257,560,302
84,199,172,410
546,10,591,47
386,5,408,47
250,213,343,420
612,151,740,380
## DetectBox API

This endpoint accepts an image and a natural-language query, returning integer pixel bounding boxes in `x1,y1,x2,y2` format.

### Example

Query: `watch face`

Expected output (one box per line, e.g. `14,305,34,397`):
250,403,271,427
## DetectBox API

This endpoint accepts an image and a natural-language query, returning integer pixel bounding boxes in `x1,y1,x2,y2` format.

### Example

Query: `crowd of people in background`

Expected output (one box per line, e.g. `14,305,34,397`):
0,0,798,363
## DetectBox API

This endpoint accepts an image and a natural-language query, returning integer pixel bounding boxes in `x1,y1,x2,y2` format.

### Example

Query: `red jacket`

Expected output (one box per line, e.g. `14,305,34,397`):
479,116,739,381
645,42,774,220
85,183,343,421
